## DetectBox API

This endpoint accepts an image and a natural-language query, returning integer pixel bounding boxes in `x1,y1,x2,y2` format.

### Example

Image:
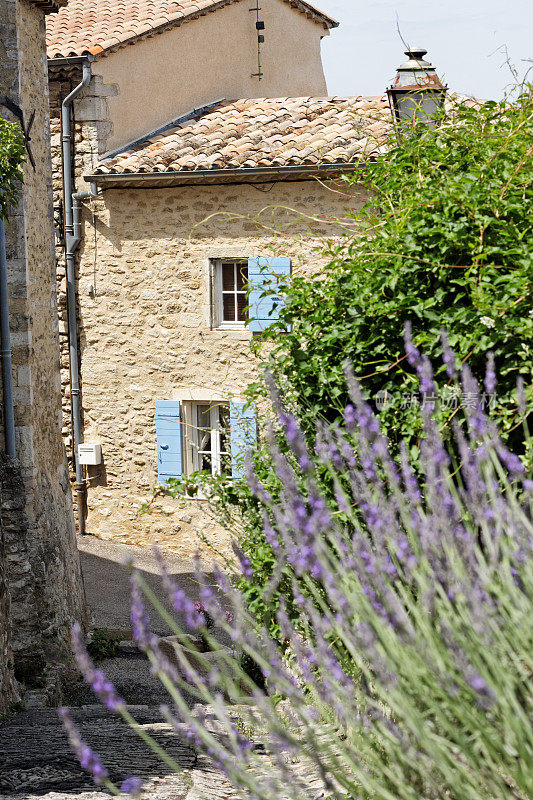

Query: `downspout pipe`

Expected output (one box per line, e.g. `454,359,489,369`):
62,58,92,535
0,212,16,458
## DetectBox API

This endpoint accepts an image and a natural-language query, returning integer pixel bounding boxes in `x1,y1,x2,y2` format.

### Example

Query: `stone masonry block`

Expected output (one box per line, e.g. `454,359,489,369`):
17,365,31,386
76,96,108,122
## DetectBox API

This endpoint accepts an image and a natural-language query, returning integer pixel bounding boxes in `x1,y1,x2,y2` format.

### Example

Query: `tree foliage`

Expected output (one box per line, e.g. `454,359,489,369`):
0,119,25,218
249,92,533,460
234,91,533,637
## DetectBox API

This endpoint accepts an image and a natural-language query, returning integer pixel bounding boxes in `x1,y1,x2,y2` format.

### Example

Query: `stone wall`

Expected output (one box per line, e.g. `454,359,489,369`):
67,179,368,558
46,64,367,562
49,70,110,489
0,459,19,712
0,0,86,690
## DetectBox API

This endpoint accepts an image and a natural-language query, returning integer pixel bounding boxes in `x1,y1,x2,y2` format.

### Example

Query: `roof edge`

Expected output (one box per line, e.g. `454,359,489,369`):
32,0,67,13
87,162,364,187
99,99,226,163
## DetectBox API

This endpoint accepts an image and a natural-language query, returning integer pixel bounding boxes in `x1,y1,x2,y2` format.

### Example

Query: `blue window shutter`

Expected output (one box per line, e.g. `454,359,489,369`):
230,402,256,480
155,400,183,484
248,257,291,333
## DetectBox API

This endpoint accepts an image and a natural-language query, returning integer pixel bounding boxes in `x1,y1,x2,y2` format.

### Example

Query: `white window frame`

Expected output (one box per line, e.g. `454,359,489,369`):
211,259,248,330
182,401,231,476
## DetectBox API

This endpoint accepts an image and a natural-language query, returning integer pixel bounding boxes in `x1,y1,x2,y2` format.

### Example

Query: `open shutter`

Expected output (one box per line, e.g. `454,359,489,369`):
155,400,183,484
230,402,256,480
248,257,291,333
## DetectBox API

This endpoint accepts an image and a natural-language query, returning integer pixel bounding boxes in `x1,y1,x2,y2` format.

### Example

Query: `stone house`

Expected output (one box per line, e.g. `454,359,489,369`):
0,0,86,709
45,0,392,557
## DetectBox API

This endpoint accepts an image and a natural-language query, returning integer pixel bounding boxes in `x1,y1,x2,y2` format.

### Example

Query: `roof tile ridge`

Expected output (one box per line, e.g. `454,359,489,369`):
47,0,339,59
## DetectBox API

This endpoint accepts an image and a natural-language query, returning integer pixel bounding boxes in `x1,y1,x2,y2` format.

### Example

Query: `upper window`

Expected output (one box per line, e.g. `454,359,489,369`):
210,257,291,333
212,260,248,329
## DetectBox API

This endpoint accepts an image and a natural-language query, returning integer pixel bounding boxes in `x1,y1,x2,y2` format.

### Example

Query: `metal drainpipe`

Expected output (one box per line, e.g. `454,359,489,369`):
62,59,92,535
0,211,16,458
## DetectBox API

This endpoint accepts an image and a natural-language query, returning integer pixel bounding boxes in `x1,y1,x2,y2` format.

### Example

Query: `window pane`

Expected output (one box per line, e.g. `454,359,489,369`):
236,265,248,291
219,406,230,453
219,405,231,475
221,452,232,476
222,262,235,291
200,453,212,473
197,405,211,456
223,293,235,321
236,292,247,322
198,404,210,426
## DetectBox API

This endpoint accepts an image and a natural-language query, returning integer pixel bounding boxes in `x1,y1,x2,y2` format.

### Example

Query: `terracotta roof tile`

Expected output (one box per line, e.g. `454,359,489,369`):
92,96,392,178
46,0,337,58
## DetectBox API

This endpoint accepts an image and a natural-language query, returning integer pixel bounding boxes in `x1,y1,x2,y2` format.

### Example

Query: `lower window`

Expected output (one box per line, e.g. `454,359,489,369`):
182,401,231,476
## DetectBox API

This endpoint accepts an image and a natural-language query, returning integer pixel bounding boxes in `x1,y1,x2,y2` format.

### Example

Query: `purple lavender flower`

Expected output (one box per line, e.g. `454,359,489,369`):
484,352,497,395
130,576,158,651
153,548,205,629
517,376,526,416
71,622,125,712
496,444,525,477
344,403,357,431
281,412,313,474
417,357,436,397
440,330,458,379
403,321,421,366
58,707,109,785
120,776,143,796
232,542,254,579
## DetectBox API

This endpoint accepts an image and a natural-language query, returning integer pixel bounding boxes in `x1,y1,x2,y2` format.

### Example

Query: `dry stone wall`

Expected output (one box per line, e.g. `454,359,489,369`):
0,0,86,691
49,71,108,528
47,71,369,561
68,180,368,558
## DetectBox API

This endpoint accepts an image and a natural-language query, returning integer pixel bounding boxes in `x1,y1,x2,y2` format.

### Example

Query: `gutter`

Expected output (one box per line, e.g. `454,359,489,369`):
48,55,94,69
0,213,16,458
86,162,364,187
62,58,93,535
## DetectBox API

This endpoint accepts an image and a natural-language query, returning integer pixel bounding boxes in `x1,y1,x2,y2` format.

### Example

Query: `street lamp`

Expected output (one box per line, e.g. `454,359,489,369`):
387,47,446,135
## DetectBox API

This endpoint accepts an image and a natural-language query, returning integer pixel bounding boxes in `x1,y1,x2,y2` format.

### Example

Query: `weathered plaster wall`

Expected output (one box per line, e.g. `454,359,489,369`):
70,180,367,557
90,0,329,153
0,0,86,685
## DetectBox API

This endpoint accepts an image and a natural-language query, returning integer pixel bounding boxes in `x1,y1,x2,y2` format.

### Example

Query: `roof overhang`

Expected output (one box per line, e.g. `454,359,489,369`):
32,0,67,13
86,163,363,188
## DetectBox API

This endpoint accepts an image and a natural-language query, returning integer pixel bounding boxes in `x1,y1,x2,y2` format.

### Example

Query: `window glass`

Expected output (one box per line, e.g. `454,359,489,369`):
222,262,235,291
223,293,235,321
197,404,212,473
219,404,231,475
219,261,248,324
187,402,232,477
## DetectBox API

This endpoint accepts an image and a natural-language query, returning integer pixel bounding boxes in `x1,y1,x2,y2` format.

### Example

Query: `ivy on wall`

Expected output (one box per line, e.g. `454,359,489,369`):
0,119,25,218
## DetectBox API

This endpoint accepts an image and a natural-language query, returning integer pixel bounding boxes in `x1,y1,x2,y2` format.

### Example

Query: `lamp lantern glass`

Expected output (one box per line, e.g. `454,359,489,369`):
387,47,446,133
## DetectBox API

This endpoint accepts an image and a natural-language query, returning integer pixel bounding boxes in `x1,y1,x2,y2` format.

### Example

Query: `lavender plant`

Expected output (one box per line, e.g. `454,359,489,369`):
63,334,533,800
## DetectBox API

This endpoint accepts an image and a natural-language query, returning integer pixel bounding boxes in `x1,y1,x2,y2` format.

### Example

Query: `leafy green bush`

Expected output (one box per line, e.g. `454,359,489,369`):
0,119,25,217
250,92,532,454
237,91,533,636
86,629,120,661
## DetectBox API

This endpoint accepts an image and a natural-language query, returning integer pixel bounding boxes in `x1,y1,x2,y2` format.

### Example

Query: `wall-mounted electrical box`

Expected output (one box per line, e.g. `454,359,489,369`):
78,443,102,466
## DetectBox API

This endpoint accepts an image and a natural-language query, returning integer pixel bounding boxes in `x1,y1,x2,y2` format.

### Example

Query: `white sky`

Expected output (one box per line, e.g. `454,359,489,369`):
318,0,533,100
